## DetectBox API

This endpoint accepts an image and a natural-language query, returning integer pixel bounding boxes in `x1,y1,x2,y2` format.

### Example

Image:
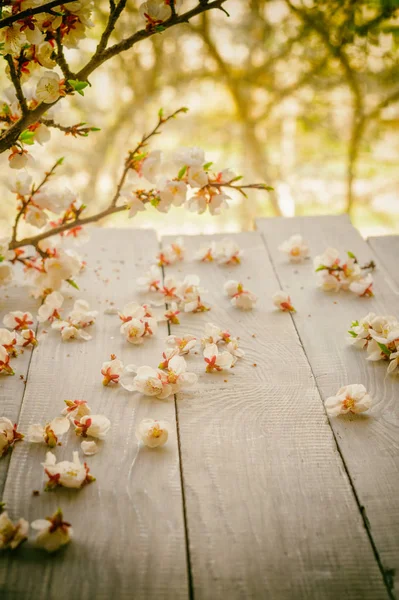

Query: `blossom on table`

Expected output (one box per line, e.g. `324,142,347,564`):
175,274,210,313
226,338,245,362
101,354,124,385
37,291,64,323
136,419,169,448
62,400,91,420
32,249,82,297
74,415,111,440
224,280,257,310
158,348,179,370
314,248,374,296
52,321,93,341
0,512,29,550
349,274,374,297
272,291,295,312
28,417,70,447
0,329,18,357
43,451,95,490
348,313,399,375
195,242,216,262
31,509,72,553
160,277,178,300
203,343,234,372
164,302,180,325
0,418,24,456
3,311,34,331
156,238,185,266
278,234,309,263
0,346,14,376
68,299,98,328
325,384,373,417
121,355,197,398
166,334,197,355
136,265,162,292
215,238,243,265
17,329,38,348
201,322,224,346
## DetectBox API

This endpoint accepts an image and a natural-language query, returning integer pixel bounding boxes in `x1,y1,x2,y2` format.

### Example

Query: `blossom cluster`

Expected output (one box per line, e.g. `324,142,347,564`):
0,506,72,554
348,313,399,375
314,248,374,296
0,310,37,376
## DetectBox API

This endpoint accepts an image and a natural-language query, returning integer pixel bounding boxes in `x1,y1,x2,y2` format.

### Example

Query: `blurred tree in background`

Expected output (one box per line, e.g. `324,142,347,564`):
1,0,398,237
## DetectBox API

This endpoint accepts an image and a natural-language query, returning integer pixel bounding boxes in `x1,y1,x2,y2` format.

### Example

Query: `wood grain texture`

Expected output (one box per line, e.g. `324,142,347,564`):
257,215,399,598
368,236,399,289
0,229,188,600
162,232,389,599
0,269,40,496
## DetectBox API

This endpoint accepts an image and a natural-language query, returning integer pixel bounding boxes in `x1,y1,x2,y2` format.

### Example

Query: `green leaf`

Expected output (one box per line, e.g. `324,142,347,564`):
230,175,243,183
315,265,327,272
178,165,188,179
68,79,89,96
158,108,164,119
90,127,101,132
203,161,213,171
347,251,356,259
66,278,79,290
56,157,65,165
132,152,147,162
150,196,160,207
155,25,165,32
348,330,357,338
377,342,391,357
19,130,35,145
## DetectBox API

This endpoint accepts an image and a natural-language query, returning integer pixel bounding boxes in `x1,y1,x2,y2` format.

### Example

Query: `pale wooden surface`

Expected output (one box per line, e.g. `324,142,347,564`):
0,224,397,599
257,216,399,598
0,230,188,600
368,235,399,289
0,269,40,496
162,232,389,599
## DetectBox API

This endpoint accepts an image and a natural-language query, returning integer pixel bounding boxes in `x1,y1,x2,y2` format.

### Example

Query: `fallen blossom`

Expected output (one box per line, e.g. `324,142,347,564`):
28,417,70,447
203,343,234,372
195,243,216,262
121,355,197,398
0,512,29,550
348,313,399,375
272,291,295,312
0,418,24,457
349,274,374,297
325,384,373,417
120,319,146,344
164,303,180,324
0,346,14,376
226,338,245,361
81,440,99,456
278,234,309,263
17,329,38,348
215,238,243,265
74,415,111,440
136,419,169,448
201,322,224,346
43,451,95,490
31,509,72,553
0,329,18,357
157,238,184,266
166,335,197,355
68,299,98,328
3,311,34,331
158,348,179,370
136,265,162,292
101,355,124,385
62,400,91,420
37,291,64,323
224,280,257,310
52,321,93,341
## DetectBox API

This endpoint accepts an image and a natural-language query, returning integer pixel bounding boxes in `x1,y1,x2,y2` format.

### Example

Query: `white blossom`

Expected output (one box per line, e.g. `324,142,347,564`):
136,265,162,292
166,335,197,355
174,146,205,168
325,384,373,417
272,291,295,312
349,274,374,297
0,346,13,376
62,399,91,420
136,419,169,448
37,291,64,323
74,415,111,440
279,234,309,263
3,311,34,331
28,417,70,447
139,0,172,26
31,509,72,553
215,238,243,265
7,172,32,196
42,451,95,490
0,512,29,550
203,343,234,372
81,440,99,456
141,150,162,183
25,205,48,229
36,71,64,104
0,417,24,456
159,180,187,207
101,355,124,385
224,280,257,310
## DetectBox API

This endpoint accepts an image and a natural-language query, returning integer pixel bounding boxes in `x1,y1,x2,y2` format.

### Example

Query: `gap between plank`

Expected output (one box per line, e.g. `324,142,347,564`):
259,230,396,600
161,259,194,600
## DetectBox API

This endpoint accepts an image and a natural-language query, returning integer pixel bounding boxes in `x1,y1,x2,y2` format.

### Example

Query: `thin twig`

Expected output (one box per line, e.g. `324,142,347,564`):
4,54,28,115
0,1,75,29
55,30,75,80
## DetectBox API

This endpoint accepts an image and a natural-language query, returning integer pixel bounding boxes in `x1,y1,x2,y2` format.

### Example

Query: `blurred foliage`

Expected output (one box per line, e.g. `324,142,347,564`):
1,0,399,237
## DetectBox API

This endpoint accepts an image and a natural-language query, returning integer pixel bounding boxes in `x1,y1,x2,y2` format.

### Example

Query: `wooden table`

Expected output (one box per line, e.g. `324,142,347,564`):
0,216,398,600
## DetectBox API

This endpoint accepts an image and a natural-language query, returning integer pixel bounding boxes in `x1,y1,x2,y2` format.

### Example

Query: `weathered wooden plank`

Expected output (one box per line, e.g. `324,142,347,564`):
368,235,399,289
0,269,40,496
257,216,399,598
0,229,188,600
162,232,389,599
